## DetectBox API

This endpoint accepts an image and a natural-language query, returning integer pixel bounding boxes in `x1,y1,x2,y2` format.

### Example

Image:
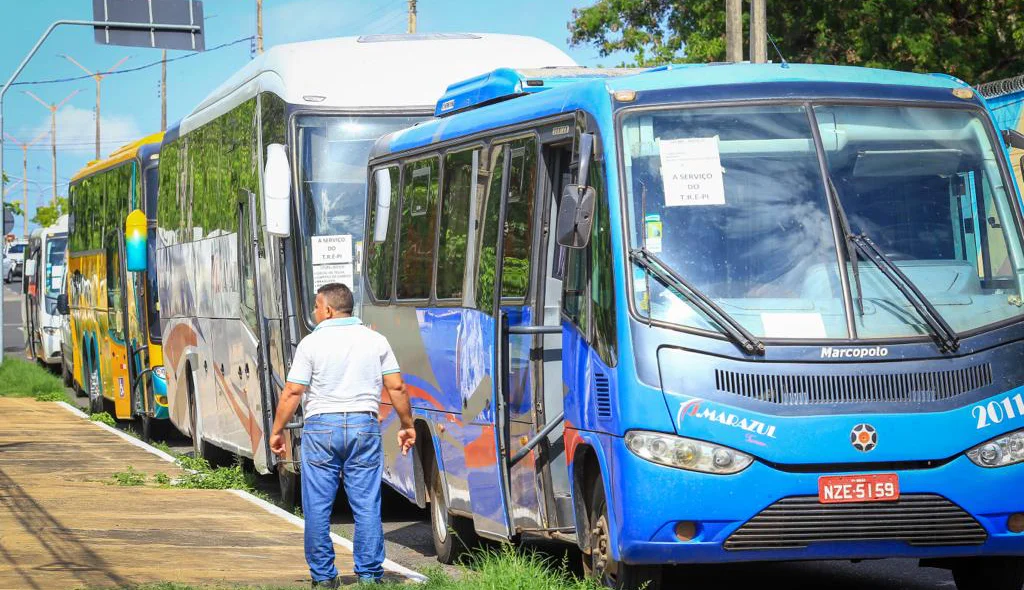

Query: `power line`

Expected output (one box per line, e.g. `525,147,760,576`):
5,36,254,88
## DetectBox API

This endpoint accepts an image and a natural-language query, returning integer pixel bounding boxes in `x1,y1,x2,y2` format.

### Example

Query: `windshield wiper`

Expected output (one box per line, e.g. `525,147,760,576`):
823,178,959,352
630,248,765,356
848,234,960,352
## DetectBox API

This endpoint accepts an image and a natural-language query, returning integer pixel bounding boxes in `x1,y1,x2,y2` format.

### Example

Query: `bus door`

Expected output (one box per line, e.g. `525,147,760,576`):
238,189,277,473
493,125,577,535
23,241,40,359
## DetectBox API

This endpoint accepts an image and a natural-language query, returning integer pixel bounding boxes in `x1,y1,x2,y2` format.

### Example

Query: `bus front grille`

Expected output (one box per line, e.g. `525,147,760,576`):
724,494,987,551
714,363,991,405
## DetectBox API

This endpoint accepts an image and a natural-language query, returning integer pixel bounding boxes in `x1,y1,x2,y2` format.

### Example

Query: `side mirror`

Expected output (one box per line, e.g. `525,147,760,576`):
577,132,594,186
1003,129,1024,150
556,184,596,249
264,143,292,237
125,209,148,272
56,293,69,316
372,168,392,243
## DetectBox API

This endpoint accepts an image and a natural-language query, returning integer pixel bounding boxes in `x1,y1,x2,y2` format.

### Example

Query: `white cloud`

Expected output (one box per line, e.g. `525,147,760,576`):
26,104,144,156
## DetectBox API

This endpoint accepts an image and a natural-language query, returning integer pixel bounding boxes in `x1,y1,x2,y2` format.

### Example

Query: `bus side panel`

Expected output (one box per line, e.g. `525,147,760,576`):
157,239,199,434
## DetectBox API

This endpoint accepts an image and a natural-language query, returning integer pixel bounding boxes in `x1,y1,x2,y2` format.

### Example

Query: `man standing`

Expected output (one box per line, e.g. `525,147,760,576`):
270,283,416,588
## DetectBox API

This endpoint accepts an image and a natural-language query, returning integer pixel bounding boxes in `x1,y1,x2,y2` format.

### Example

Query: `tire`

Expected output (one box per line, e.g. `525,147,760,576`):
61,357,73,388
952,557,1024,590
87,361,103,415
278,460,301,510
429,458,478,564
187,372,217,462
584,482,662,590
140,412,152,443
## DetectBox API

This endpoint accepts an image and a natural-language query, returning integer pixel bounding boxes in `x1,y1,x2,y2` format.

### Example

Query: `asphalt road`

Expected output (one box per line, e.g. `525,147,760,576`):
2,281,963,587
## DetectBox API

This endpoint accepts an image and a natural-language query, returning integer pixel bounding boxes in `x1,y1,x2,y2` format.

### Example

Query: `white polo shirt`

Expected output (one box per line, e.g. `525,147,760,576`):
286,317,400,418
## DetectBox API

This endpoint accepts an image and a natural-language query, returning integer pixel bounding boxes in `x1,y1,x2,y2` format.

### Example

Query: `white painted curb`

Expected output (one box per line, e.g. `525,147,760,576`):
230,490,428,582
56,400,426,582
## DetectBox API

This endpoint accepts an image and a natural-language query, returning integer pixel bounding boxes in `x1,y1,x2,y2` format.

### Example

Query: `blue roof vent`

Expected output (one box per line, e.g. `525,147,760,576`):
435,66,646,118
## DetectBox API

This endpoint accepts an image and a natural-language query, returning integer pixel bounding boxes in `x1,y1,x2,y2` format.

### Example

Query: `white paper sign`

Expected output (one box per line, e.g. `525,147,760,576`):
760,312,827,339
659,137,726,207
311,234,353,265
312,263,354,291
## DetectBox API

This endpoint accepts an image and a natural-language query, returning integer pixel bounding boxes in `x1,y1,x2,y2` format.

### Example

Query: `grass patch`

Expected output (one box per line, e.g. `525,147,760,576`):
0,357,69,402
152,440,174,455
90,411,116,426
437,546,600,590
109,466,147,487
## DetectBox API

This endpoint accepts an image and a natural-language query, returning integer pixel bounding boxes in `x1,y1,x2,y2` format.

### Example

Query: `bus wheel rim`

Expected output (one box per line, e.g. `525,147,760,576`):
432,488,448,543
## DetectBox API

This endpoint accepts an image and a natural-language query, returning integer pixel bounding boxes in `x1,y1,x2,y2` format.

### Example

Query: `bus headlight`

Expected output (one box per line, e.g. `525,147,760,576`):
152,366,167,380
967,428,1024,468
625,430,753,474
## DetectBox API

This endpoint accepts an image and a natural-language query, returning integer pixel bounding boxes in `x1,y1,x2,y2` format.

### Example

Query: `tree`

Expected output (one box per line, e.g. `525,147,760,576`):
32,196,67,229
568,0,1024,84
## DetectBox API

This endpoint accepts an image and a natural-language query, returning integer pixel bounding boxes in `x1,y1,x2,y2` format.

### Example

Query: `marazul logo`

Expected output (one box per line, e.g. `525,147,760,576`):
677,399,777,439
820,346,889,359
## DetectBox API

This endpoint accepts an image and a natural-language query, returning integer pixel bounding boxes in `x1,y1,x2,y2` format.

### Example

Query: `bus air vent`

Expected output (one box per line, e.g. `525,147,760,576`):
594,373,612,419
725,494,987,551
714,363,992,405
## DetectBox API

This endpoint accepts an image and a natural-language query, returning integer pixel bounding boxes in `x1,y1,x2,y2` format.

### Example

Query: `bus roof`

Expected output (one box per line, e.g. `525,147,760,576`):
180,33,576,136
69,132,164,183
373,63,975,159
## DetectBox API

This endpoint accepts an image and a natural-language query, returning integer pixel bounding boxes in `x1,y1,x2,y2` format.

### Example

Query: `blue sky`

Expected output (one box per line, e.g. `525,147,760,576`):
1,0,619,235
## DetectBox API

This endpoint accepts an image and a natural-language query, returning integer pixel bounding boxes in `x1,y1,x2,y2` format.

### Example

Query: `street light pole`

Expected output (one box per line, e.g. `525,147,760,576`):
23,89,80,207
3,130,47,237
59,54,130,160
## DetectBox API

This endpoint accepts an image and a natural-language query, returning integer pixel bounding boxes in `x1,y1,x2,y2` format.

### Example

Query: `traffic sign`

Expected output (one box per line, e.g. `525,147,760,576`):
93,0,205,51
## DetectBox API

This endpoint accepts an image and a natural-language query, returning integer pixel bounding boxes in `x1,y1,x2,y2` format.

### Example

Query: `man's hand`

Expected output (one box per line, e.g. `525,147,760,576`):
270,432,286,457
397,427,416,456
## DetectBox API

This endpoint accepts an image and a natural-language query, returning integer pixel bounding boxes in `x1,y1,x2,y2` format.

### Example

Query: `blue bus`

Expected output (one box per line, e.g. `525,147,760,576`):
362,64,1024,589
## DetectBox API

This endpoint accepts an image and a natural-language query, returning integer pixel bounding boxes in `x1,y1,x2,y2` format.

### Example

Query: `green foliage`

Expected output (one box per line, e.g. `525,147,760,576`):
0,358,68,401
152,440,174,455
4,200,24,218
173,455,260,493
90,411,116,426
568,0,1024,83
110,466,147,486
32,196,67,229
153,472,171,485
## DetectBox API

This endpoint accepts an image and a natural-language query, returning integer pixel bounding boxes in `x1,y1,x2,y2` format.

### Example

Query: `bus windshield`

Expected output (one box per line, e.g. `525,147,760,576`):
621,103,1024,341
295,114,424,314
144,164,161,341
45,236,67,297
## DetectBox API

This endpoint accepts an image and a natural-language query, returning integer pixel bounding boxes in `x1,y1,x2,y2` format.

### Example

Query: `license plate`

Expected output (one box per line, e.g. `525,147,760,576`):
817,473,900,504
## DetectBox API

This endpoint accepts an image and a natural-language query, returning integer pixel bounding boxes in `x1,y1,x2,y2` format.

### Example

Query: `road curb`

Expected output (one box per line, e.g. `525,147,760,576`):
56,400,426,582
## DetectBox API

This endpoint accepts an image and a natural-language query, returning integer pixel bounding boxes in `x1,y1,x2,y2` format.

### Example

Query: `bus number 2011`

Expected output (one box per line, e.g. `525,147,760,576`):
972,394,1024,429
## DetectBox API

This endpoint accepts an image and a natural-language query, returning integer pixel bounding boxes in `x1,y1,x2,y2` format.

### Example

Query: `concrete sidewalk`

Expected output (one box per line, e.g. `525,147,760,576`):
0,398,412,589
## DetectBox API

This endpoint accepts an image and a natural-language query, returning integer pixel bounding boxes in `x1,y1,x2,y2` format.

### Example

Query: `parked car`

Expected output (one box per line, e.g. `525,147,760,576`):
3,241,27,283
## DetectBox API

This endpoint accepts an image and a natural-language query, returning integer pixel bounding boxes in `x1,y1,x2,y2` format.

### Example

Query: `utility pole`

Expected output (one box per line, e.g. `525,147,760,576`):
725,0,743,62
749,0,767,63
161,50,167,131
4,130,47,237
23,89,79,206
256,0,264,54
59,54,129,160
408,0,417,34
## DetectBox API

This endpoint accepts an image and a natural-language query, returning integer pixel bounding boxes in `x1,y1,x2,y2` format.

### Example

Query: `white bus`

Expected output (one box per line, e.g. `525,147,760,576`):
154,33,575,504
23,215,68,367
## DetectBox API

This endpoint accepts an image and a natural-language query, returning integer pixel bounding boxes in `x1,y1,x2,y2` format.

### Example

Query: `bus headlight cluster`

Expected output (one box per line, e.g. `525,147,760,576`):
152,366,167,380
625,430,753,474
967,428,1024,468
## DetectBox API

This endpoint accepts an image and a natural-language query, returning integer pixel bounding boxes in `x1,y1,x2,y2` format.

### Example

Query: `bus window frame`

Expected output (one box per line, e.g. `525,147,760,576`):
395,154,442,303
613,97,1024,347
432,141,487,308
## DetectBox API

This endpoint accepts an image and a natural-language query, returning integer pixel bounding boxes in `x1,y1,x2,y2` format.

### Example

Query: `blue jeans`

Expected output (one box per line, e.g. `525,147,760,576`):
301,412,384,583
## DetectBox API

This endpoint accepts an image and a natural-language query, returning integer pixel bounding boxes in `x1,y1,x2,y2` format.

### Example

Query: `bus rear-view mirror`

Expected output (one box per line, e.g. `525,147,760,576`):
125,209,148,272
556,184,596,249
56,293,69,316
373,168,392,243
577,132,594,186
264,143,292,237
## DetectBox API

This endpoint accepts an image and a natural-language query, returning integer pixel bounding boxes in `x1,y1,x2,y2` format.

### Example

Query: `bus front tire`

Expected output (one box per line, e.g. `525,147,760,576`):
585,483,662,590
952,557,1024,590
87,365,103,415
278,461,301,510
430,460,477,564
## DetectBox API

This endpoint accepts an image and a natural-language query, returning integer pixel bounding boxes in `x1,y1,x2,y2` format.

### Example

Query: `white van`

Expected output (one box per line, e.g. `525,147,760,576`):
23,215,68,366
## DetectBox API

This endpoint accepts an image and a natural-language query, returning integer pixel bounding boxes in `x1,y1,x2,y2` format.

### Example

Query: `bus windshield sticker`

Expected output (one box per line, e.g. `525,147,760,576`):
311,234,353,265
760,312,826,339
644,214,663,253
658,136,726,207
312,262,354,292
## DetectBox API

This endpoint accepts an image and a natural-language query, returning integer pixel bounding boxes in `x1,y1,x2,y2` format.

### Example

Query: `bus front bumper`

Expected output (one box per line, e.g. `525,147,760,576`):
610,436,1024,564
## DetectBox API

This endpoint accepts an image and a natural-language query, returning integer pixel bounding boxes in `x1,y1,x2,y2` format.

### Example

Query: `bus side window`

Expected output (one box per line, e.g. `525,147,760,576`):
397,157,440,300
238,198,258,335
475,144,505,312
589,162,616,367
436,149,477,301
367,166,400,301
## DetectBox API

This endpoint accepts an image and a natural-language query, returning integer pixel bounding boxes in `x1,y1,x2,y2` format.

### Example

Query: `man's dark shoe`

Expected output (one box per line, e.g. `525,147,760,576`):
311,576,341,589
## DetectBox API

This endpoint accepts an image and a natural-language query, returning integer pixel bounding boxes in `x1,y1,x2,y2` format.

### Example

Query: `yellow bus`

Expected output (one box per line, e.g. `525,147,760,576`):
65,132,168,439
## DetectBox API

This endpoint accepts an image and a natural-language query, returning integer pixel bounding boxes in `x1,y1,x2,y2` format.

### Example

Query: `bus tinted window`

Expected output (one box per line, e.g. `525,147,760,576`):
589,163,616,365
437,149,477,300
501,138,537,301
397,157,440,299
367,166,400,300
476,145,505,310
